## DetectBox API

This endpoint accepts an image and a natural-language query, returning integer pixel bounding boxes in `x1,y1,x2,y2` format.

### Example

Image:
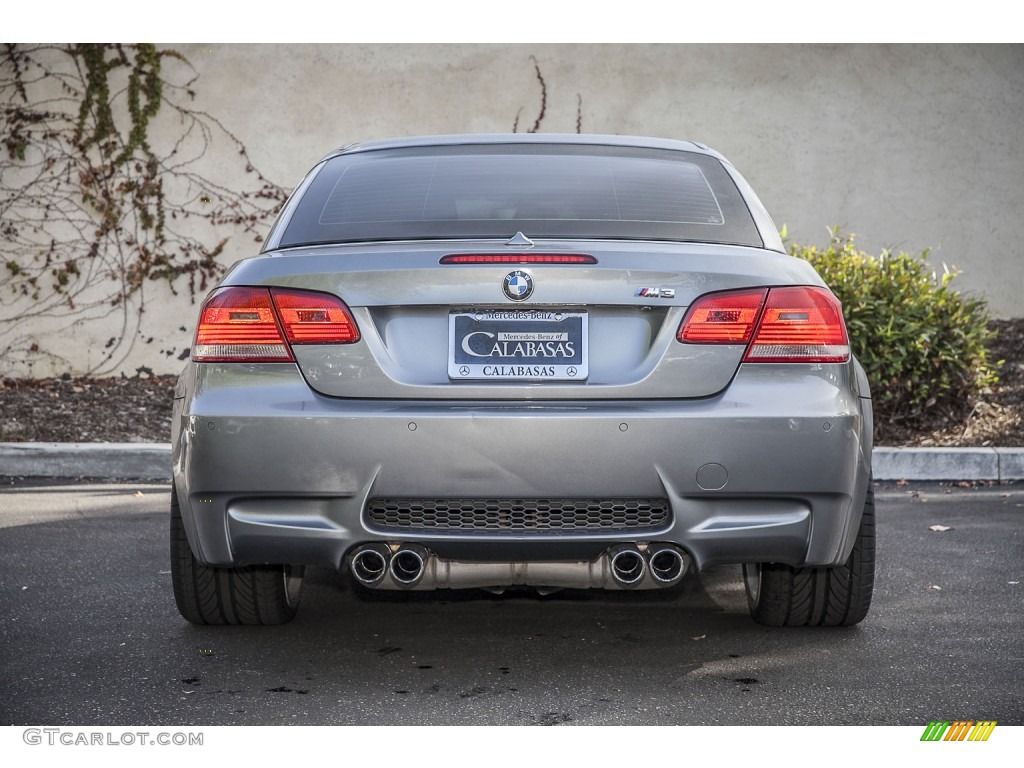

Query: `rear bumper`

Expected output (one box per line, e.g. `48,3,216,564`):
172,362,872,572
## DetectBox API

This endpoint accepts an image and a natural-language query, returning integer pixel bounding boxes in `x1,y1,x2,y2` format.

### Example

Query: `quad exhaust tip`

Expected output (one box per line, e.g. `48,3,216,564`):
647,544,687,586
348,541,691,590
609,544,646,587
390,544,428,587
350,543,392,587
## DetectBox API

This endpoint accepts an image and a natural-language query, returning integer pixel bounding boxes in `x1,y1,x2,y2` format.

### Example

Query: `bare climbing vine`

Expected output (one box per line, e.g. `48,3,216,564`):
0,44,286,374
512,56,584,135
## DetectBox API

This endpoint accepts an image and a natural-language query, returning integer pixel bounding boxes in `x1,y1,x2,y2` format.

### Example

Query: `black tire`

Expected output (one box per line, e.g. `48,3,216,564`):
170,488,303,625
743,482,875,627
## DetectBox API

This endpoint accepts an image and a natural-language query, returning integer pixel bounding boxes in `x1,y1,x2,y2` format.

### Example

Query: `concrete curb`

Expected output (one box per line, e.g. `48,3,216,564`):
0,442,172,481
1,442,1023,483
872,447,1024,482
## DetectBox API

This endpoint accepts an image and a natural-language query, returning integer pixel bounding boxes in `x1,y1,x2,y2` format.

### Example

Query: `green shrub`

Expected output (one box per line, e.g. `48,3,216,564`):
787,228,997,427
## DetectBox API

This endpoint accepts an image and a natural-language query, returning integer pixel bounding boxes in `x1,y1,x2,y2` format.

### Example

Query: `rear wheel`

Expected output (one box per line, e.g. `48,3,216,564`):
170,489,303,625
744,482,875,627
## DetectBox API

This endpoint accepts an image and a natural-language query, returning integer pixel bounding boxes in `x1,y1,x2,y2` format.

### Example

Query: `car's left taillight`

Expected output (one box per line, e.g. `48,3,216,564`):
192,286,360,362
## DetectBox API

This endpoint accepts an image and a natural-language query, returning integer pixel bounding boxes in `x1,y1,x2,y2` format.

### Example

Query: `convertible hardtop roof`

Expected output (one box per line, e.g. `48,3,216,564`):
325,134,728,163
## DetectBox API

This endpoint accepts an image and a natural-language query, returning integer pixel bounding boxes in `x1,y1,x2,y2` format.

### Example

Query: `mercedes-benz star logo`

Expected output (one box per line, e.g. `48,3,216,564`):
502,270,534,302
459,366,470,376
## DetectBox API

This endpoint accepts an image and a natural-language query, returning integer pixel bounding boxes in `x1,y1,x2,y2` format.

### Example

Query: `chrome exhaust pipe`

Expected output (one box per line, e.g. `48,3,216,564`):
608,544,646,588
347,542,689,591
390,543,429,587
647,544,688,586
350,543,392,587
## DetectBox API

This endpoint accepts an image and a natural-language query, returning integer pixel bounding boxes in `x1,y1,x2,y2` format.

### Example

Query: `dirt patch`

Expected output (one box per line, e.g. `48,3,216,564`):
0,374,176,443
1,319,1022,446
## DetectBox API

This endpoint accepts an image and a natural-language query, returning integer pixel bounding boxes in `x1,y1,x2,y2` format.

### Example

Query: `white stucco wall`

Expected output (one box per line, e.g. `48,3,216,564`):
5,43,1023,376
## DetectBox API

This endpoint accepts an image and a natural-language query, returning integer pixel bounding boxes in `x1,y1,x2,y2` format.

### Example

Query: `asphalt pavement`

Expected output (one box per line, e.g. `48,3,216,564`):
0,481,1021,726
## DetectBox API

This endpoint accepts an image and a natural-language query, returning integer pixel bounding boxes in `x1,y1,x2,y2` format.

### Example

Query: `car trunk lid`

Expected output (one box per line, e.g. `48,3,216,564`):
220,240,826,400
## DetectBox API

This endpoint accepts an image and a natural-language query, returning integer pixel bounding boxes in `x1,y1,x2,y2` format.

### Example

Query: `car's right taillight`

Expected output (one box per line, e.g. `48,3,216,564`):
192,286,359,362
677,288,768,344
678,285,850,363
744,286,849,363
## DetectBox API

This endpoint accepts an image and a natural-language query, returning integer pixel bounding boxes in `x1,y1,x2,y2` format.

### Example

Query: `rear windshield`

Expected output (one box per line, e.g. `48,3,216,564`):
278,144,762,248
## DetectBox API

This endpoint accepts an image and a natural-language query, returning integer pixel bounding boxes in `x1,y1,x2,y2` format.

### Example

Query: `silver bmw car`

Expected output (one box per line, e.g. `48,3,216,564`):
170,134,874,627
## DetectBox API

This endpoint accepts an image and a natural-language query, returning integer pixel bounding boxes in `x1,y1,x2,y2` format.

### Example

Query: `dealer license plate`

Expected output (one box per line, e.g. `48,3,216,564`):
448,310,588,381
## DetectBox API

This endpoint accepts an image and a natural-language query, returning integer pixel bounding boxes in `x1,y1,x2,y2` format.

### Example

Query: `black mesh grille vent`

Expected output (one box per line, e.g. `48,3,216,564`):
366,498,670,534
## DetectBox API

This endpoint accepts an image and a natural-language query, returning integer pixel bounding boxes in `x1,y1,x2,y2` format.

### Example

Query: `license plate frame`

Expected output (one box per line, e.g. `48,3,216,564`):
448,309,589,381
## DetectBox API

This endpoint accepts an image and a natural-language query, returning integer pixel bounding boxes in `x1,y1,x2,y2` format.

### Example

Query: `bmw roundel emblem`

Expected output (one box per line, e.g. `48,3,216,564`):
503,270,534,301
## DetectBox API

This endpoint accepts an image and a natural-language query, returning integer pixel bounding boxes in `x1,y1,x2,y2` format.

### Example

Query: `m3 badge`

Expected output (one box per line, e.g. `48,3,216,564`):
635,287,675,299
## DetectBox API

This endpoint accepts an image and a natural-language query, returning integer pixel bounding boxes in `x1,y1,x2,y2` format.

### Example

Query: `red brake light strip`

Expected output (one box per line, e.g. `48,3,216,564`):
440,254,596,265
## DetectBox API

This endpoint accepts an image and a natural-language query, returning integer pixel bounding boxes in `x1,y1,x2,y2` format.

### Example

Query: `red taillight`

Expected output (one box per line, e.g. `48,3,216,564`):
677,288,768,344
744,286,849,363
192,287,359,362
270,288,360,344
678,286,850,363
439,254,597,265
193,287,292,362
